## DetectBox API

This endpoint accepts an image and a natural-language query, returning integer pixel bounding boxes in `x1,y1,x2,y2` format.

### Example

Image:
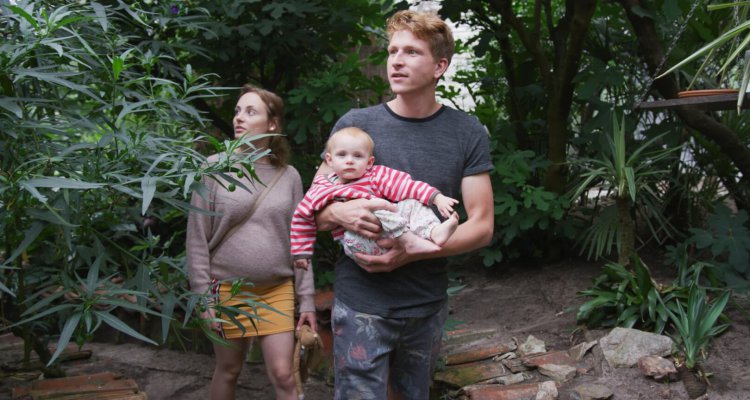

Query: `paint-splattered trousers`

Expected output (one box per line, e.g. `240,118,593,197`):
331,297,448,400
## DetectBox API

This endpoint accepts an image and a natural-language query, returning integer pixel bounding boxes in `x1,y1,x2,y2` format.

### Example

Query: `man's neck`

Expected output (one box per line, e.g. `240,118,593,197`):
387,92,441,119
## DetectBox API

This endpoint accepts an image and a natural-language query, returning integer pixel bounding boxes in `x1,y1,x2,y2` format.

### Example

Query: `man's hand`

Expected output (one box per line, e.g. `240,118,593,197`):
352,238,417,273
319,198,396,239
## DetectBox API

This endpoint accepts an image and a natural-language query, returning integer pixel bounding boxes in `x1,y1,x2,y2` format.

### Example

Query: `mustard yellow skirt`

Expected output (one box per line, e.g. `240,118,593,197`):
209,278,294,339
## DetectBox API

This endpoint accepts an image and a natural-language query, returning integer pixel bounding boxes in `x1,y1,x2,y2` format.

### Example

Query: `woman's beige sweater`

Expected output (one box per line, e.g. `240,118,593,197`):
186,161,314,313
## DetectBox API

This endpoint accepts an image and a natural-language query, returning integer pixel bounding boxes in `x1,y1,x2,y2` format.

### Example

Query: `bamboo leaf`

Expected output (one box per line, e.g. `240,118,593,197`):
48,313,81,366
91,2,108,32
21,177,104,190
95,311,158,345
4,222,44,266
8,5,39,30
9,304,76,329
141,176,157,215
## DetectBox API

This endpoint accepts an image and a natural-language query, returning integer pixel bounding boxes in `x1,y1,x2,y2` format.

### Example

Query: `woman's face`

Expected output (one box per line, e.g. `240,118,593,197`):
233,92,277,145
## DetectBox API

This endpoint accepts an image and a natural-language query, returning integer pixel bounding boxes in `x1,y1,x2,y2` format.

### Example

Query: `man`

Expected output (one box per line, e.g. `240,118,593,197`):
315,10,494,399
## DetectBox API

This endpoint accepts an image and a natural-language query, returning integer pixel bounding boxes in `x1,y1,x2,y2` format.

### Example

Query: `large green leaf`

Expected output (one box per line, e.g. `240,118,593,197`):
95,311,158,345
48,312,82,366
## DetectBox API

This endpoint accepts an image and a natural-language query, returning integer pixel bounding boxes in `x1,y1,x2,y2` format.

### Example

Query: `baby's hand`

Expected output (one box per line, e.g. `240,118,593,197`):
433,194,459,218
294,258,310,270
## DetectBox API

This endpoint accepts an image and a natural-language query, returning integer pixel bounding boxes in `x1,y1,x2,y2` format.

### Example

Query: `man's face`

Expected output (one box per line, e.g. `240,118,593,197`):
325,135,375,183
387,30,445,95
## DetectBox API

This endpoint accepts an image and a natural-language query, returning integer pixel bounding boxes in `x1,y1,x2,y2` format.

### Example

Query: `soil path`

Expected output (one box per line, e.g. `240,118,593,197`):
3,257,749,399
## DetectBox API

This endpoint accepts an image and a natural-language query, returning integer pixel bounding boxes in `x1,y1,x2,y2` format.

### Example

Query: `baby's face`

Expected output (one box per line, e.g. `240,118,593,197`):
325,135,374,183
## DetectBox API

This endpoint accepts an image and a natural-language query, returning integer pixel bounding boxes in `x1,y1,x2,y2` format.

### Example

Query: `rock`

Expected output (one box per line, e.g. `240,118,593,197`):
502,357,529,373
598,327,672,368
484,372,528,385
568,340,597,361
637,355,677,380
571,383,613,400
535,381,558,400
538,364,577,382
517,335,546,356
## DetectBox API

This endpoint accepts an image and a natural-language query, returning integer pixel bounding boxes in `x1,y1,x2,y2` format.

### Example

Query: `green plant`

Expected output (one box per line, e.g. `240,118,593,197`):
689,203,750,290
577,255,682,334
479,142,570,265
666,284,730,369
0,1,267,371
658,2,750,112
569,112,682,265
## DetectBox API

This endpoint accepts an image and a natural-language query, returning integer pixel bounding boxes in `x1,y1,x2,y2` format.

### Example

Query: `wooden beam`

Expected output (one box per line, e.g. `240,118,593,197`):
635,93,750,111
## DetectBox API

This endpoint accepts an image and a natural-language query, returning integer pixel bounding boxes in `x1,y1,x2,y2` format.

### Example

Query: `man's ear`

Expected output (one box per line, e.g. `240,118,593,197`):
433,58,449,80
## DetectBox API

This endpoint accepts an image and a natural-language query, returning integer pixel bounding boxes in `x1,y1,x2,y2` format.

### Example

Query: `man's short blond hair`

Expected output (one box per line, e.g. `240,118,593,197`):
386,10,454,66
326,127,375,155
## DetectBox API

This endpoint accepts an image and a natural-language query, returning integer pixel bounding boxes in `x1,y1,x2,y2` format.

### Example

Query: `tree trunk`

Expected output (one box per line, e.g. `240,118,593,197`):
488,0,598,194
616,196,634,267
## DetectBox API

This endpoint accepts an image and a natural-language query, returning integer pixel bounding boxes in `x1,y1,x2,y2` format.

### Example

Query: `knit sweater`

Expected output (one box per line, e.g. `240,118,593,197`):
186,160,314,313
290,164,439,258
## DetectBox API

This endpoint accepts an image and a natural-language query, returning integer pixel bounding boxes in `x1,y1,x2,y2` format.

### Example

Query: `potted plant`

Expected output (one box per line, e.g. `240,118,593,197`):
658,2,750,112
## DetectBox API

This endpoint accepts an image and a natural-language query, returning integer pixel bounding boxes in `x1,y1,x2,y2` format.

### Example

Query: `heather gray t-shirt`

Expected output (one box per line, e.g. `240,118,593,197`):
328,103,493,318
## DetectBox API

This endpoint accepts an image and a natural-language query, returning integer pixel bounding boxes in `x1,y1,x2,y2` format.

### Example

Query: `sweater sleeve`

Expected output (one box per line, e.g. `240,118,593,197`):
186,179,215,295
372,165,438,205
290,172,315,313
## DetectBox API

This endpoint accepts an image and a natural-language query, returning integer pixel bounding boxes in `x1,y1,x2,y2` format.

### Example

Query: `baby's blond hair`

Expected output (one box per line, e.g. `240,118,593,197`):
325,127,375,155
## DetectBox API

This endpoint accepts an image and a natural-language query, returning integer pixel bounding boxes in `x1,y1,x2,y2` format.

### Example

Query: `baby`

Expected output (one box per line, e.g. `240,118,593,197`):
291,127,459,269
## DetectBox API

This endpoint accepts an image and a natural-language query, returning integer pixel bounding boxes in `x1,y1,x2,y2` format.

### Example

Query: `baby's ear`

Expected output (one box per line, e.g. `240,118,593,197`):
324,152,333,166
367,156,375,168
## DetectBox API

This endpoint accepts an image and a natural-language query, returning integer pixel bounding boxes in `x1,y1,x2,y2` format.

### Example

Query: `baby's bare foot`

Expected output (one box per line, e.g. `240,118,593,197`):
431,212,459,246
398,231,441,255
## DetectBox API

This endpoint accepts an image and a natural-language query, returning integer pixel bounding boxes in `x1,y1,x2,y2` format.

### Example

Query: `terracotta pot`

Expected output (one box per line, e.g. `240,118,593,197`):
677,88,739,98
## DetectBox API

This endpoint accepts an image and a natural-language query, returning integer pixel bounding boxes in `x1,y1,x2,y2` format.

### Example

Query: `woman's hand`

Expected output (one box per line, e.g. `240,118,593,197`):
201,308,221,332
297,311,318,333
294,258,310,270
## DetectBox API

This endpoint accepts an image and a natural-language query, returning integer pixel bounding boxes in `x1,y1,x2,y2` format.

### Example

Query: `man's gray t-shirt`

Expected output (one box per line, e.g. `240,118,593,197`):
329,103,493,318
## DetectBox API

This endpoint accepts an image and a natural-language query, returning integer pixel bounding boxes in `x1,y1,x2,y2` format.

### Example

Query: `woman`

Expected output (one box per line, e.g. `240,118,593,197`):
187,85,316,400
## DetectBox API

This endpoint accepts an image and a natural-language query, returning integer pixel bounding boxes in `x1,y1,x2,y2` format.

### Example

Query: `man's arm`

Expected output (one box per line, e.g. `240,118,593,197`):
314,161,397,238
355,172,494,272
436,172,494,255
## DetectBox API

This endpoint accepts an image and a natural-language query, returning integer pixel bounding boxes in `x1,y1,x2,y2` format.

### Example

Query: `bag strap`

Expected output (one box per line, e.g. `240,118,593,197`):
210,166,287,257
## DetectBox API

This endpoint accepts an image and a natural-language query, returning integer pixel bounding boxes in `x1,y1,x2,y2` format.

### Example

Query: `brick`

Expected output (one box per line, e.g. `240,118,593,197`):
462,381,558,400
521,350,576,368
434,359,509,388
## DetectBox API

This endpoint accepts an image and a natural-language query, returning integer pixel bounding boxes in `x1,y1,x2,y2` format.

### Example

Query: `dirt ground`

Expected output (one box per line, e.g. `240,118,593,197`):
445,256,750,399
3,254,749,399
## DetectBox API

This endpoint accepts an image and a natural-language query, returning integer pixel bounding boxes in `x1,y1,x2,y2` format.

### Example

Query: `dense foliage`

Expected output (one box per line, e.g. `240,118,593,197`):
1,0,749,378
0,1,269,370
